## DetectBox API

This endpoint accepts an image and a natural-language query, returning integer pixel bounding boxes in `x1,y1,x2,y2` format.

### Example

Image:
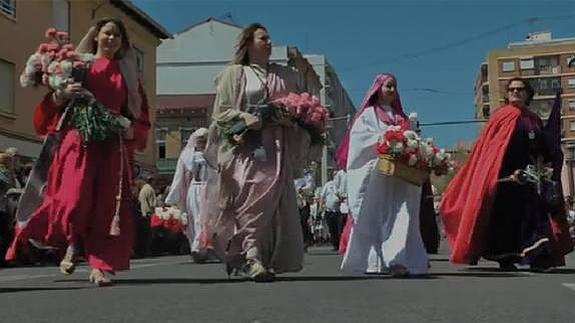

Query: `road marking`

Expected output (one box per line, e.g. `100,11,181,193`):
0,260,186,282
562,283,575,292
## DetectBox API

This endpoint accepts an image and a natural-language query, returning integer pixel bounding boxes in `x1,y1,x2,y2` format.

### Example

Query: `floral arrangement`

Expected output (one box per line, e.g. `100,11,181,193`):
219,92,330,146
20,28,130,142
151,206,188,235
271,92,329,144
20,28,94,89
376,117,454,176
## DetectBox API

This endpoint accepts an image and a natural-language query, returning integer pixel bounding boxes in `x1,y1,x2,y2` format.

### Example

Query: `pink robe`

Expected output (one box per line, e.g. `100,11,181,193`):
204,64,314,273
6,58,149,272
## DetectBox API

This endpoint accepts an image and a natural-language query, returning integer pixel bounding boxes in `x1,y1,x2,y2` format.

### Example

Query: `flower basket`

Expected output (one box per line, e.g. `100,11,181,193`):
377,154,429,186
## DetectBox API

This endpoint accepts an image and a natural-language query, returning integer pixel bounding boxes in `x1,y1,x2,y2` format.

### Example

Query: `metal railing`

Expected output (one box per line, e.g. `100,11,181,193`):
156,159,177,174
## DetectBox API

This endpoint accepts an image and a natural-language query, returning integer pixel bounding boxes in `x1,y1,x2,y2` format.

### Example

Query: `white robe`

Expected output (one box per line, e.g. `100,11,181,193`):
340,106,428,274
165,149,208,253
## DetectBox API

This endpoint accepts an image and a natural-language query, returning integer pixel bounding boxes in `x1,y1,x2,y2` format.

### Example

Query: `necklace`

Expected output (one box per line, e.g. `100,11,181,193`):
249,64,270,102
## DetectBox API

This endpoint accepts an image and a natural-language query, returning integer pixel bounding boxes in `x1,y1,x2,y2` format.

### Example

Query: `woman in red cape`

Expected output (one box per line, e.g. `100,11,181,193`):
440,77,572,271
6,18,150,286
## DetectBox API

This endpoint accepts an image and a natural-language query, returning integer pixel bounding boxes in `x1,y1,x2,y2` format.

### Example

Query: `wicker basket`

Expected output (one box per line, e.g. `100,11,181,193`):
377,155,429,186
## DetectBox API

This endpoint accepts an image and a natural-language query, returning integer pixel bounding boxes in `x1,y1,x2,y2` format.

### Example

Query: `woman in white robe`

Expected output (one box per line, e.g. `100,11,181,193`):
165,128,210,262
338,73,428,276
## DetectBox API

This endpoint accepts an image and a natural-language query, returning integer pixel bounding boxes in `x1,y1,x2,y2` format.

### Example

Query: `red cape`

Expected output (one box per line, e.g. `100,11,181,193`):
440,104,572,265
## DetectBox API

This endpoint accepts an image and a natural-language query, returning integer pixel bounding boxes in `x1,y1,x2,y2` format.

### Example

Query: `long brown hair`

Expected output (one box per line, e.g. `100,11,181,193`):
91,18,131,60
233,23,267,65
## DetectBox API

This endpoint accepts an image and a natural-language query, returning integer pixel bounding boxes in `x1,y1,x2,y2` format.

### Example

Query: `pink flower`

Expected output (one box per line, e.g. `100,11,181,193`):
44,28,57,39
37,43,49,54
56,31,69,40
47,43,60,52
73,61,86,68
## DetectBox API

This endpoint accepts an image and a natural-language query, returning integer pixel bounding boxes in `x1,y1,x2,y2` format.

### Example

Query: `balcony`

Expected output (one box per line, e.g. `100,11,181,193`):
537,65,561,75
156,159,177,175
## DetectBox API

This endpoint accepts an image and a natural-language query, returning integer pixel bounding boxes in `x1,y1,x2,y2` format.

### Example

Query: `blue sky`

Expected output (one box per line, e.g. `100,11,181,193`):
133,0,575,147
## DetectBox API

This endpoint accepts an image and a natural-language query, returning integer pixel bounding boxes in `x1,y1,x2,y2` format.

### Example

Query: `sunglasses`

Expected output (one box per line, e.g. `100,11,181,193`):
507,87,526,92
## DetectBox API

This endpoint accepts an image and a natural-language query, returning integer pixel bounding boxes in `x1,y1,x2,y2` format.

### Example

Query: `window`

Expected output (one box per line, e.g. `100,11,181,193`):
134,47,144,78
570,120,575,132
0,59,15,114
0,0,16,17
156,128,167,159
568,78,575,89
520,58,535,70
502,61,515,72
482,105,490,119
567,55,575,67
52,0,70,33
569,100,575,111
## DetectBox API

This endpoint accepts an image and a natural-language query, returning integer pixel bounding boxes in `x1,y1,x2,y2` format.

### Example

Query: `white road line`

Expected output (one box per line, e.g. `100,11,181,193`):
0,260,186,282
562,283,575,292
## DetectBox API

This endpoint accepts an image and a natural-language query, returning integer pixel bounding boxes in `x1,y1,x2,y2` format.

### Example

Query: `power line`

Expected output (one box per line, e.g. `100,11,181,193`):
338,14,575,72
419,120,487,127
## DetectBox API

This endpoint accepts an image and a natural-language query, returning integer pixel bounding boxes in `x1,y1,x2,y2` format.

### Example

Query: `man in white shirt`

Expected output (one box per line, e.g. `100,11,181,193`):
320,170,345,251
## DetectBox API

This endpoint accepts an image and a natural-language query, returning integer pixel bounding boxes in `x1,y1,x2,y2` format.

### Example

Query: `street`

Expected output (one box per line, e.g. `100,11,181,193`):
1,245,574,323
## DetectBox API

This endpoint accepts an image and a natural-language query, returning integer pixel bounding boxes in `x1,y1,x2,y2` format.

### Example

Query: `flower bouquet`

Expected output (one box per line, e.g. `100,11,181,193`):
218,92,330,146
151,206,188,235
376,116,454,185
271,92,329,144
20,28,130,142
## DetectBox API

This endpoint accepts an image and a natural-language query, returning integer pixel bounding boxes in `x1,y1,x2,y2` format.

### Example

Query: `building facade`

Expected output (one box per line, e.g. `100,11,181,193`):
305,54,355,184
155,18,323,179
0,0,170,175
474,31,575,197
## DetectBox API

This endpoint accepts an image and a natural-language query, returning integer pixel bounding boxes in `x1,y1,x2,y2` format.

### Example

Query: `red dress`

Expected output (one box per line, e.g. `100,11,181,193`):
6,57,150,272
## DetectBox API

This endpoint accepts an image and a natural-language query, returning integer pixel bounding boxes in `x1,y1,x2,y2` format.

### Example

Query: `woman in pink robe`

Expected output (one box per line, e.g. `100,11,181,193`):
204,23,316,282
6,18,150,286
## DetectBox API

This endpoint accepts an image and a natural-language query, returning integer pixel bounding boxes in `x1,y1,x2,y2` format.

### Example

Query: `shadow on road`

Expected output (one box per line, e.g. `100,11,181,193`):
0,286,86,294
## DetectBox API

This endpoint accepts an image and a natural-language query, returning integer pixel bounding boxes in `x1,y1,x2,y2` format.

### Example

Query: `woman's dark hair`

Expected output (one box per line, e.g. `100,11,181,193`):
91,18,131,59
505,77,535,105
233,23,267,65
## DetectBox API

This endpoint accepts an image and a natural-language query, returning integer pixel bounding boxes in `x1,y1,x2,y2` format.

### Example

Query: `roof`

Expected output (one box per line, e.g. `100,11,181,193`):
111,0,172,39
175,17,243,36
508,37,575,48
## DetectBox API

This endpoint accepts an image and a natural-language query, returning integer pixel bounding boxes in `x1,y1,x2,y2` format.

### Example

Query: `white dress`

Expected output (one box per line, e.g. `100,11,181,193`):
340,105,429,274
165,149,208,253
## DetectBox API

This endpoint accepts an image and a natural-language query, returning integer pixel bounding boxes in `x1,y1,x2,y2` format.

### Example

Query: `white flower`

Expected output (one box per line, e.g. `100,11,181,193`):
408,154,418,166
391,142,404,154
407,139,418,148
403,130,418,140
60,60,73,77
49,75,66,90
47,61,59,74
79,53,95,63
117,116,132,129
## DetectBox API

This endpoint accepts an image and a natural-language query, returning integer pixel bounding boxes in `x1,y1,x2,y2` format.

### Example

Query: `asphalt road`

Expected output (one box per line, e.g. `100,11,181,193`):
1,246,574,323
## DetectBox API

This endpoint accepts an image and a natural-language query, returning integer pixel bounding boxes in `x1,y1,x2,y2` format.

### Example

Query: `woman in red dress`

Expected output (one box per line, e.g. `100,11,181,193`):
6,18,150,286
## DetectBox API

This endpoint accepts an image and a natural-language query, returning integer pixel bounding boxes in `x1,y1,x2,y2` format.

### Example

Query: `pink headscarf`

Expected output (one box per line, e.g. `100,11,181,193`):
335,73,406,170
